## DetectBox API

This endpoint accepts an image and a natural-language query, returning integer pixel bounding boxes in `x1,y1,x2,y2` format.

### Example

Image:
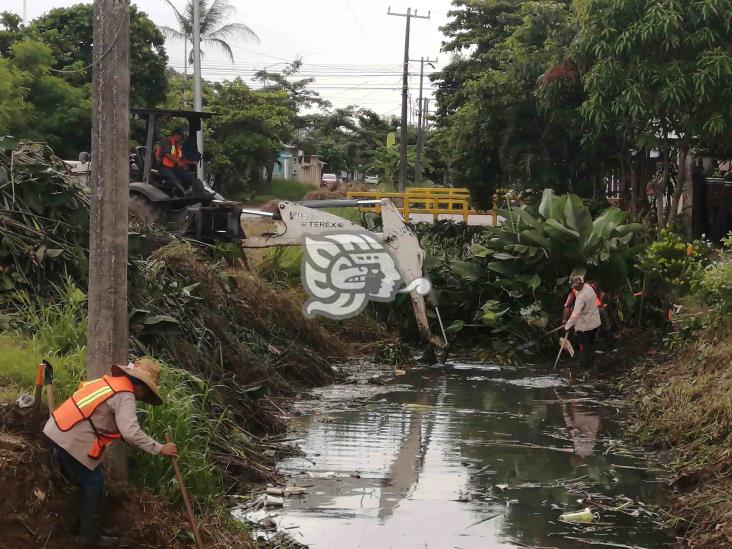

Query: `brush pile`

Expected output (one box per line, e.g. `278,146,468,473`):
0,139,89,306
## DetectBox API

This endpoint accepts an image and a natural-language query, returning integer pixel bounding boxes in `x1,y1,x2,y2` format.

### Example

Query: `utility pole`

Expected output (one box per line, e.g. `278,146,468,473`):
192,0,204,180
89,0,130,479
22,0,27,24
388,7,430,192
410,56,437,184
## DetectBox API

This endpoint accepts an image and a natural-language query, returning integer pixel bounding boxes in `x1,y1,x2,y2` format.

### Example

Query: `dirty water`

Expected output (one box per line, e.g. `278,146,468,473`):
237,362,672,548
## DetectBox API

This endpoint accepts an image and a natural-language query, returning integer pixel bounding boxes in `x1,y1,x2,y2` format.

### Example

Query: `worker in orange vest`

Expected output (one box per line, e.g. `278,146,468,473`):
156,127,213,199
43,358,177,547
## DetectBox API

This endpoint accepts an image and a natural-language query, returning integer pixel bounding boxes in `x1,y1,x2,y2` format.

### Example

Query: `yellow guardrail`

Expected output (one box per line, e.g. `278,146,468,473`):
347,188,495,225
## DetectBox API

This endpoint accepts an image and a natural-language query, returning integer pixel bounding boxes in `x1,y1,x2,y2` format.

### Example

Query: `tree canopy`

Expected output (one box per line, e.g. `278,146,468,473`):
433,0,732,220
26,3,168,107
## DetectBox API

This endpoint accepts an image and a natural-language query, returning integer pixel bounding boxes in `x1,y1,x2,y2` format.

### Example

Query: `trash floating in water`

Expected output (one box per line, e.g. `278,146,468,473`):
559,507,600,524
245,493,285,511
266,486,308,497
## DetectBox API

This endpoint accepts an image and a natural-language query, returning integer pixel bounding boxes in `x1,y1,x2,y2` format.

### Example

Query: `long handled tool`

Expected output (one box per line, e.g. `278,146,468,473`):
552,343,565,370
518,325,565,351
165,434,204,549
43,360,54,416
553,335,575,370
30,361,46,436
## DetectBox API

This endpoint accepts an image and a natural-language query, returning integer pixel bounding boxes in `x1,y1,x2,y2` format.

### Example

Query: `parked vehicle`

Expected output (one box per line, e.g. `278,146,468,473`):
320,173,339,187
364,175,379,185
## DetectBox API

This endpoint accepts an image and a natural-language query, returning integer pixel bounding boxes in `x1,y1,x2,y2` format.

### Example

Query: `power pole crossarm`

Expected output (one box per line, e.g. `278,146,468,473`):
388,7,431,192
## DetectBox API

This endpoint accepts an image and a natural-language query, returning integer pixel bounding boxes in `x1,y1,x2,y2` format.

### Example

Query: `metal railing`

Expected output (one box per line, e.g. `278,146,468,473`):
346,188,494,225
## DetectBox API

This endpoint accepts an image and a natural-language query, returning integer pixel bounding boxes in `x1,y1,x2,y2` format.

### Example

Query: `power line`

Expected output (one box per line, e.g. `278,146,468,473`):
344,0,368,40
387,6,431,192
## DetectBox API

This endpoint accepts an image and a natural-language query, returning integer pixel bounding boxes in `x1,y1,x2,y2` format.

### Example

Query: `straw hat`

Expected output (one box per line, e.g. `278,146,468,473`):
111,357,163,406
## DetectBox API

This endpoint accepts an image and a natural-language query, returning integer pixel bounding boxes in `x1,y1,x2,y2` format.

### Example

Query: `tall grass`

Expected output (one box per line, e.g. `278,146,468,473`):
0,335,85,404
11,277,88,355
254,247,303,286
132,365,230,510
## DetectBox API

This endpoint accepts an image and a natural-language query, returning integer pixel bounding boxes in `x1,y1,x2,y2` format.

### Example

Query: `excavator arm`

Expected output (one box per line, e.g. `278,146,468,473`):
240,199,447,359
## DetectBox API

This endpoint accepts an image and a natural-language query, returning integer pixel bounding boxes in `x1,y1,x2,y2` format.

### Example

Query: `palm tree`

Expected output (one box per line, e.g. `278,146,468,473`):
161,0,259,72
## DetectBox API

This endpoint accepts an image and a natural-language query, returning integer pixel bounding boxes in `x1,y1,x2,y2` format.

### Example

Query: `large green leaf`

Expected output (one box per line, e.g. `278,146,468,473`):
521,229,551,248
449,260,484,280
564,195,593,239
538,188,556,219
544,218,579,240
470,243,491,257
613,223,644,236
487,260,520,276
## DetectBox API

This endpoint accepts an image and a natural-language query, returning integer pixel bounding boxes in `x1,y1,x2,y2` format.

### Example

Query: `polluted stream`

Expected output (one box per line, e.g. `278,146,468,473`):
236,362,672,548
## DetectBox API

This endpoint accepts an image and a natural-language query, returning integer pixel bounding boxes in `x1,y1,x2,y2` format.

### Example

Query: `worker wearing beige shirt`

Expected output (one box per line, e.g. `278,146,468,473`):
564,276,602,368
43,357,177,547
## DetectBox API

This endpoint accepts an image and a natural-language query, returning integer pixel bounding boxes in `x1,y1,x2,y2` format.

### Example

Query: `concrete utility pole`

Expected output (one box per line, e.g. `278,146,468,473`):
410,56,437,184
192,0,204,180
388,7,430,192
89,0,130,478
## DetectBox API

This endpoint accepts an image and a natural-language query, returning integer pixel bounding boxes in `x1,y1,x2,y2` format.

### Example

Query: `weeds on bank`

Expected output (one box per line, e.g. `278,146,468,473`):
132,365,228,510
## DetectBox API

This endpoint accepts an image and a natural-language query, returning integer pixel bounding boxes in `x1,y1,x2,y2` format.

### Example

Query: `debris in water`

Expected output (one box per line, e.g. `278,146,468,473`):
559,508,599,524
466,512,502,529
258,516,277,530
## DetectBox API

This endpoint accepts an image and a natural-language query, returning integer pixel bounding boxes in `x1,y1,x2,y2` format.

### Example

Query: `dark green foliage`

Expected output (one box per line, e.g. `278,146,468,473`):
27,3,168,107
205,79,295,194
424,191,644,347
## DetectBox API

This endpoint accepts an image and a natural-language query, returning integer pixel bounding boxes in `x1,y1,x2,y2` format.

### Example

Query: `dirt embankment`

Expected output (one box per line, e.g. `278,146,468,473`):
0,429,253,549
625,320,732,547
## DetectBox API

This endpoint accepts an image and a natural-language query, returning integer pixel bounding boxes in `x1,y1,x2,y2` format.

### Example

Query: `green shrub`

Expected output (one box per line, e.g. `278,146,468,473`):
636,229,713,300
698,260,732,314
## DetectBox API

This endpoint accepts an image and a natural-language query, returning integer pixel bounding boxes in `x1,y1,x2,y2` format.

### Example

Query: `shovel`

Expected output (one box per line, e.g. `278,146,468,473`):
165,433,204,549
43,360,55,416
30,361,46,436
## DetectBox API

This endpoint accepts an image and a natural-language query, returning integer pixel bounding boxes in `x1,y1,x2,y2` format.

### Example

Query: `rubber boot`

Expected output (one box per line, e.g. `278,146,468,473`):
77,485,118,547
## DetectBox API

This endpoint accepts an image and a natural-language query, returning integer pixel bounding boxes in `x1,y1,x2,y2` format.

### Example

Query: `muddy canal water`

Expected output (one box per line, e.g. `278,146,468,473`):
245,362,672,548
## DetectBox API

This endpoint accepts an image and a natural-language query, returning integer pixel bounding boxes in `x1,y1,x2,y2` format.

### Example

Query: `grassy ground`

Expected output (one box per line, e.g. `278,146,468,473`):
232,179,315,204
625,318,732,547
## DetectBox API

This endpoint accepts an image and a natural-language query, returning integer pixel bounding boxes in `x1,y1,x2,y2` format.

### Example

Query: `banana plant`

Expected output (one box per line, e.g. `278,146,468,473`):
436,189,644,335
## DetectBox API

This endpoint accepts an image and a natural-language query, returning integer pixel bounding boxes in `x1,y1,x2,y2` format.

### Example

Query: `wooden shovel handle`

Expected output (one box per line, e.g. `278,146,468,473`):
165,434,204,549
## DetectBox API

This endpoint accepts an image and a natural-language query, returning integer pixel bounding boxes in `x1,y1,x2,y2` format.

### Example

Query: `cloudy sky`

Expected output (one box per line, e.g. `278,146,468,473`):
1,0,455,116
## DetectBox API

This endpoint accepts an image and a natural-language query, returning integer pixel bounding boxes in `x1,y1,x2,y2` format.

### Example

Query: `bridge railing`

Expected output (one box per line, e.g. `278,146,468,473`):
347,188,495,225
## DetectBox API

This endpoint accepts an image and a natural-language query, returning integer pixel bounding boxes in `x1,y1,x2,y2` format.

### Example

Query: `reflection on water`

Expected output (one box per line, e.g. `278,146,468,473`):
244,363,671,548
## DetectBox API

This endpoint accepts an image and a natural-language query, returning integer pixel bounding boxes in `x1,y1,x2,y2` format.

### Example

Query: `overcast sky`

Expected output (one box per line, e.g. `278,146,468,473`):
1,0,455,116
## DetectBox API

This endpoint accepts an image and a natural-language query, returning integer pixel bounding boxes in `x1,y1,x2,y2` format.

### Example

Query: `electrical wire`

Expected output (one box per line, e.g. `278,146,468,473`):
49,2,130,75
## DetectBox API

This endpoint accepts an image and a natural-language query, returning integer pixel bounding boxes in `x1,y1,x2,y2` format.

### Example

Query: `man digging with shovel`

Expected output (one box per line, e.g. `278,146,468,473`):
43,358,178,547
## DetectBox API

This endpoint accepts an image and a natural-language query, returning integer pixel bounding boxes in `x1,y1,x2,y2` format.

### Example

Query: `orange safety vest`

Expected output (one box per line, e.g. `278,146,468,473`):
52,375,134,460
572,285,605,308
158,136,181,169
